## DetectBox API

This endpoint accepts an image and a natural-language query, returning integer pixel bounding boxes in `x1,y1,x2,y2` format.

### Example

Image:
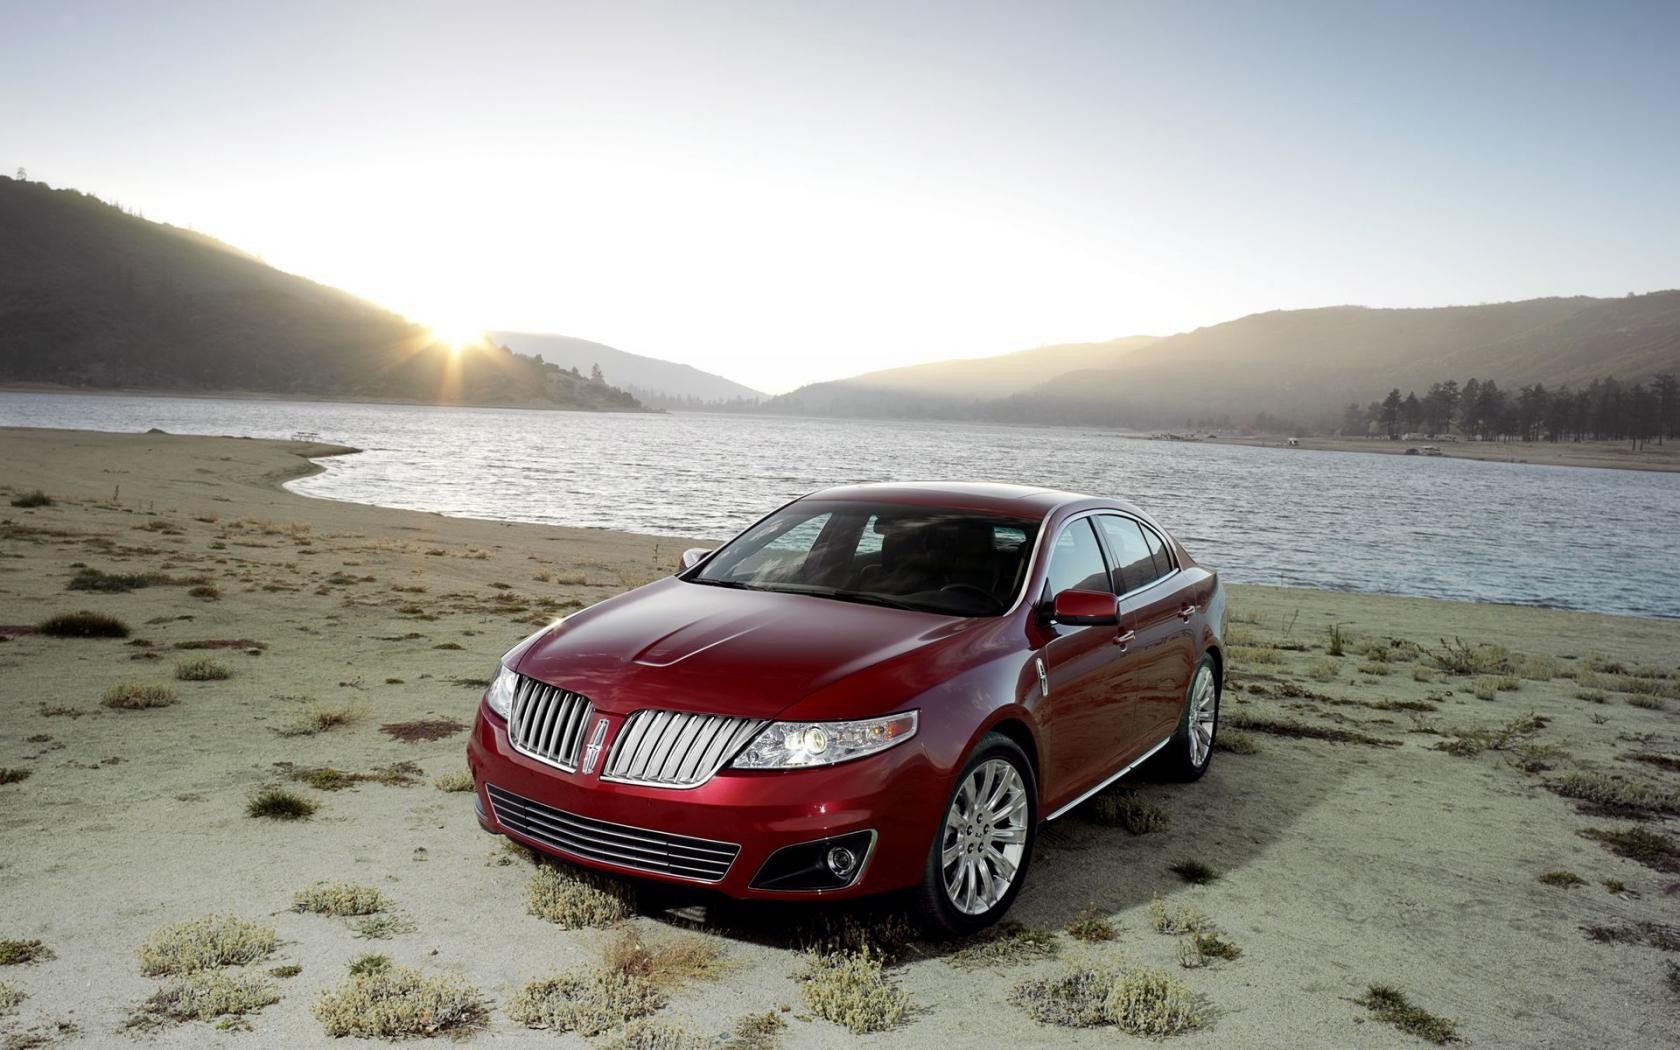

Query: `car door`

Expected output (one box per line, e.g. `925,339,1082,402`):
1031,516,1143,809
1098,514,1198,743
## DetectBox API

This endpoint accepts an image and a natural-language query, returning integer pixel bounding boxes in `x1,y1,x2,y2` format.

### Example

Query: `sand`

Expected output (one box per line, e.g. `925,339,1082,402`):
1204,433,1680,473
1,427,1676,1048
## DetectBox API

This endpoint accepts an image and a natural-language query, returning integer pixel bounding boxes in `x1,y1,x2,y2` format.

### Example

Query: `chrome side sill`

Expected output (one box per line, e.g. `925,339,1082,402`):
1044,735,1174,822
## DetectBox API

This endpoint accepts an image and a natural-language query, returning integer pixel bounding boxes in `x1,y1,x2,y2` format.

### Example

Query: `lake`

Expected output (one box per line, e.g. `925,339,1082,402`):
3,391,1677,619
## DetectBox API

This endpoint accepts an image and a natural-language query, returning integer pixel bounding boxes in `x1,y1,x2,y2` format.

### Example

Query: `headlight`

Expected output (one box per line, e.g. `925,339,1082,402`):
485,664,519,719
732,711,918,769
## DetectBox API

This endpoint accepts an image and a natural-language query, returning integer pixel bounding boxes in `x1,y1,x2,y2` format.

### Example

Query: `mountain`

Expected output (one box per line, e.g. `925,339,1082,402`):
762,335,1157,418
0,177,646,411
491,331,762,407
1004,294,1680,428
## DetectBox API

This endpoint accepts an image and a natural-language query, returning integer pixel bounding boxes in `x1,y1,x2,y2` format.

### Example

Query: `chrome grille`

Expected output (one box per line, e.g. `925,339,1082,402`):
506,675,594,771
486,784,739,882
602,709,769,788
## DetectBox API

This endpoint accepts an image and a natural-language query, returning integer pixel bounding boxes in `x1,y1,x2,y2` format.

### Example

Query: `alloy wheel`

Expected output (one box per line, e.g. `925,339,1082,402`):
941,757,1029,915
1188,663,1217,767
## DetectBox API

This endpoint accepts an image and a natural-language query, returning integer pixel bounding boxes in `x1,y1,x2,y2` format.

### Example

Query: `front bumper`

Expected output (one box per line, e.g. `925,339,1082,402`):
466,704,942,900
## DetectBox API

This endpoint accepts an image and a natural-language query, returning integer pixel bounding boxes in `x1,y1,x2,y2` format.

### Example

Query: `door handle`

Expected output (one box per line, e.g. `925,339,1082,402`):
1178,603,1196,621
1113,629,1136,649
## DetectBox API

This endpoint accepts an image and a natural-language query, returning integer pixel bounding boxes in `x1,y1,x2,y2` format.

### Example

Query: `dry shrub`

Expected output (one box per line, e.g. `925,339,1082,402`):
313,965,487,1039
794,947,910,1034
724,1011,787,1050
946,921,1059,969
293,882,389,917
506,968,663,1035
1148,895,1210,935
129,970,279,1028
0,940,52,966
246,788,317,820
1538,870,1585,888
101,682,177,709
174,656,230,681
526,865,633,927
1551,771,1680,817
1179,930,1242,968
0,981,23,1015
602,927,728,987
1009,964,1203,1035
1581,825,1680,872
433,769,475,792
1215,730,1258,755
0,768,30,785
380,718,466,743
1065,906,1117,943
274,702,364,737
38,610,129,638
599,1019,708,1050
1222,710,1398,747
136,915,277,976
352,914,417,939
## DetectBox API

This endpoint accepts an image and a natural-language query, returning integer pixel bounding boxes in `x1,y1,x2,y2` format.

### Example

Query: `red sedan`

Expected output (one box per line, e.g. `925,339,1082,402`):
467,482,1225,934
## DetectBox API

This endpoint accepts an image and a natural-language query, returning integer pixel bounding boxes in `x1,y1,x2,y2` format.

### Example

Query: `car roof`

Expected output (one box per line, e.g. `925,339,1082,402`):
801,481,1135,519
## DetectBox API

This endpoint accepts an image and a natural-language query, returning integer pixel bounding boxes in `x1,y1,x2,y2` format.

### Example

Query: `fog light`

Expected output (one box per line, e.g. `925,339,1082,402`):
825,845,858,878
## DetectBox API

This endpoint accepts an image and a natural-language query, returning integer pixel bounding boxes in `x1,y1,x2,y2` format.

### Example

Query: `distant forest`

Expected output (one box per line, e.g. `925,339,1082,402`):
1338,374,1679,446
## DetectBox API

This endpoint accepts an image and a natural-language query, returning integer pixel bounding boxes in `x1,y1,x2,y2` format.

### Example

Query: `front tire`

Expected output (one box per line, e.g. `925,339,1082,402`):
914,732,1037,937
1157,654,1219,781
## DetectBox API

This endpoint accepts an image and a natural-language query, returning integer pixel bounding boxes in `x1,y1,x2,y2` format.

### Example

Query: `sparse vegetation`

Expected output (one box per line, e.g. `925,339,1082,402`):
599,1020,708,1050
174,656,230,681
38,610,129,638
1327,622,1346,656
1582,825,1680,872
245,787,318,821
136,915,277,976
352,913,418,939
724,1012,788,1050
947,921,1060,969
293,882,389,917
128,970,280,1029
1092,791,1169,834
1168,858,1218,885
1627,694,1667,711
794,948,910,1034
379,718,466,742
10,490,52,508
348,954,390,977
1304,657,1339,681
506,968,664,1035
1179,930,1242,968
313,965,487,1039
1222,710,1399,747
187,584,220,600
1231,644,1284,665
1539,870,1585,888
0,940,52,966
1626,751,1680,774
98,681,176,710
1009,964,1203,1035
0,981,24,1015
602,927,728,988
1583,921,1680,951
1435,713,1546,758
434,769,475,792
1148,896,1210,935
269,964,302,979
1065,906,1117,942
1356,984,1460,1044
1433,638,1514,676
525,865,634,927
1215,730,1258,754
273,701,364,736
1551,770,1680,817
0,768,32,785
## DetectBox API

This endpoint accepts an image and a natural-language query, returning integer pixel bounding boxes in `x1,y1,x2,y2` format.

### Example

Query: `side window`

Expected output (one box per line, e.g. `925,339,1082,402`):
1044,519,1110,597
1139,523,1174,580
1097,515,1158,593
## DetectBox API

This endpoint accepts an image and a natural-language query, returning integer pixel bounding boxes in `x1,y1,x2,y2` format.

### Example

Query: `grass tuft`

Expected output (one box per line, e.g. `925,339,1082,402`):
1092,790,1170,834
1215,730,1258,755
1357,985,1460,1044
348,954,390,977
0,768,30,785
1065,906,1117,942
946,921,1060,969
506,968,664,1035
1435,714,1545,759
1149,895,1211,935
1551,771,1680,817
1539,870,1586,888
601,927,728,988
101,682,177,709
723,1011,788,1050
351,913,418,939
1009,964,1202,1035
38,610,130,638
174,656,230,681
136,915,277,976
313,965,487,1039
0,940,53,966
293,882,389,917
273,701,364,737
1584,921,1680,951
1179,930,1242,968
794,947,910,1034
10,490,52,508
525,865,634,927
433,769,475,792
1168,858,1219,885
0,981,24,1014
599,1019,709,1050
1581,825,1680,872
1222,710,1399,747
246,788,318,821
1433,638,1513,676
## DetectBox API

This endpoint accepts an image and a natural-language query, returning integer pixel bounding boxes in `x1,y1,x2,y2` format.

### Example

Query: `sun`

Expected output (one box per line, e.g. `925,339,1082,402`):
426,320,484,353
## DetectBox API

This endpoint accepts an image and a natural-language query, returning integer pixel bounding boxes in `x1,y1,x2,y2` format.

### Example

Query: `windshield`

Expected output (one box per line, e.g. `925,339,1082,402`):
689,500,1042,616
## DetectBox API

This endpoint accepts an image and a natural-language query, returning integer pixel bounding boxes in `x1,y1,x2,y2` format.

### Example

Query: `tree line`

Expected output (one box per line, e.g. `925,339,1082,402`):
1341,374,1679,448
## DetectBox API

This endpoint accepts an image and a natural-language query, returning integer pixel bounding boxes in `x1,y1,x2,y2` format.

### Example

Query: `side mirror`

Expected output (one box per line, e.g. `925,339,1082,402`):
678,547,713,572
1051,588,1120,626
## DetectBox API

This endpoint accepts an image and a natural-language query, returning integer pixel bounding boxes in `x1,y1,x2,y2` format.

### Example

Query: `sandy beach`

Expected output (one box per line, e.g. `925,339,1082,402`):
1204,433,1680,473
1,428,1677,1049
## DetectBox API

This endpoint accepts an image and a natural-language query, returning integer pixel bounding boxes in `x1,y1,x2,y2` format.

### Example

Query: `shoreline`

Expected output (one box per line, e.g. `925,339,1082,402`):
0,380,662,415
1,429,1678,1047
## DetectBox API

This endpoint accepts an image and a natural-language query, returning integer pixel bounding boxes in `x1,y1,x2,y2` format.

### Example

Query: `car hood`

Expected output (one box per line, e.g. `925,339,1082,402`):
512,577,986,720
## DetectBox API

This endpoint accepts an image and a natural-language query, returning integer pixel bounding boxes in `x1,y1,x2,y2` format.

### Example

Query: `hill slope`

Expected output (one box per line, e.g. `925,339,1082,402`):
0,177,645,411
491,331,762,405
1003,295,1680,427
764,335,1157,417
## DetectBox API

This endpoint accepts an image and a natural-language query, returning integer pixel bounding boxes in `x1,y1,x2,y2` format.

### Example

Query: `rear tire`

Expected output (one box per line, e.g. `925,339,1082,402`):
913,732,1038,938
1156,654,1219,781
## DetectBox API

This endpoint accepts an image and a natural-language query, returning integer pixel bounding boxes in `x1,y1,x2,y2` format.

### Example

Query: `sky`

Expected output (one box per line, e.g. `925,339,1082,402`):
3,1,1678,393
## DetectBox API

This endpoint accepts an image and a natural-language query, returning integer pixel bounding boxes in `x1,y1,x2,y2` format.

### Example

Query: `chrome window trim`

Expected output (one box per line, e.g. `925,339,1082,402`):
1090,510,1182,600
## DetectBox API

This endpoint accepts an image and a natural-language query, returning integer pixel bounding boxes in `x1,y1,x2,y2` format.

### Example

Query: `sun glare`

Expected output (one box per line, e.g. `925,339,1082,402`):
426,321,483,353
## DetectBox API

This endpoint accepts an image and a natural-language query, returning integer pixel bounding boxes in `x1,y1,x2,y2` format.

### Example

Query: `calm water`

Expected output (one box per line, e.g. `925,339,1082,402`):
3,392,1677,619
